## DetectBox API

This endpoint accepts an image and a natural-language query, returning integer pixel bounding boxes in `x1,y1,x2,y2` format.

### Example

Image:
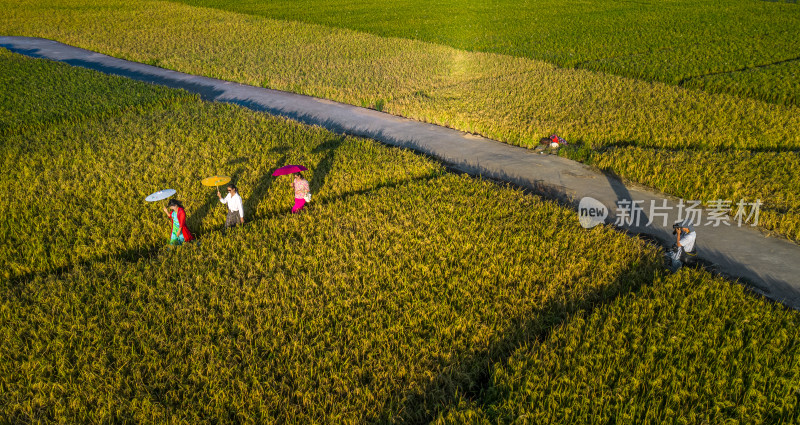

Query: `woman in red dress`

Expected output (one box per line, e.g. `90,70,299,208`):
163,199,194,245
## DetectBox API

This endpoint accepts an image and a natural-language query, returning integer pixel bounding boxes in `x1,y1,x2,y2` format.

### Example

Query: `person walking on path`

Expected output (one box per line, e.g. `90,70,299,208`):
218,183,245,229
669,219,696,272
163,199,194,246
291,172,311,214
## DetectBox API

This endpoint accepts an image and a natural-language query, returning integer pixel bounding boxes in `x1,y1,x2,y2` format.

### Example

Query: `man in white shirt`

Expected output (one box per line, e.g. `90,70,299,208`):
217,184,244,230
670,219,696,271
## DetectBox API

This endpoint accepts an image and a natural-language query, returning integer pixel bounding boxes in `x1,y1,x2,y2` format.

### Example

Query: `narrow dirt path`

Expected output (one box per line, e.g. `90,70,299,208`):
3,36,798,309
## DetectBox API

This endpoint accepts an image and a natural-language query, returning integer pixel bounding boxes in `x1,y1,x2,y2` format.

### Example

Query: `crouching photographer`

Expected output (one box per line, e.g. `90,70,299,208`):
669,219,697,272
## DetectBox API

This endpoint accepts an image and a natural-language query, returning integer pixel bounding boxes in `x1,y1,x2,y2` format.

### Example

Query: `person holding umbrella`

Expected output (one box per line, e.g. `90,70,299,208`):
217,183,245,229
163,199,194,245
291,172,311,214
272,165,311,214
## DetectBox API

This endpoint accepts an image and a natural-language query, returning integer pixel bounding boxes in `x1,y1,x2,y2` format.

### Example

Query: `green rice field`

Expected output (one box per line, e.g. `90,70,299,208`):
3,0,799,242
177,0,800,107
2,47,799,424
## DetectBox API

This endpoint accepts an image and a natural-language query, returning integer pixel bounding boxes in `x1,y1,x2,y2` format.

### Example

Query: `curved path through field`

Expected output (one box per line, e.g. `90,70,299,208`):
3,36,799,309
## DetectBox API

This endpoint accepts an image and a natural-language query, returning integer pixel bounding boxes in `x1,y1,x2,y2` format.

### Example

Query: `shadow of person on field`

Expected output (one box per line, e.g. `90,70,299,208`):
227,156,249,167
309,136,345,195
602,170,652,235
249,169,444,223
4,242,164,300
371,254,663,424
687,246,800,310
244,146,291,219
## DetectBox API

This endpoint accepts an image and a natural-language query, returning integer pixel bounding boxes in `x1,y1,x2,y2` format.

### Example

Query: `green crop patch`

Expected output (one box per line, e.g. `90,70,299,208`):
172,0,800,107
0,49,191,135
685,59,800,107
438,269,800,424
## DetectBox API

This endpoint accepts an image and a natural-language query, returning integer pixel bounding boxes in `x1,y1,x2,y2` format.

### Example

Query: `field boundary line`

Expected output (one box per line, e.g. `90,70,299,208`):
3,36,800,310
678,55,800,86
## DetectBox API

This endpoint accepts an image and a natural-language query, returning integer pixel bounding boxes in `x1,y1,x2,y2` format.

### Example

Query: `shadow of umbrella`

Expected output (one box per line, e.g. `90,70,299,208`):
244,147,291,218
227,156,249,166
370,252,663,424
310,136,346,195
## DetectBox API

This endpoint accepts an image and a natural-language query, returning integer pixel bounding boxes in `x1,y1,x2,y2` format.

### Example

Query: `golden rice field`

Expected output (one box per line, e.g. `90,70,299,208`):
438,269,800,424
2,48,799,424
0,50,658,422
2,0,800,242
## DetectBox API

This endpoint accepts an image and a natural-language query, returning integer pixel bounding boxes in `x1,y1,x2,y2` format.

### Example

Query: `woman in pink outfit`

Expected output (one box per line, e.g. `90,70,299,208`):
291,172,310,213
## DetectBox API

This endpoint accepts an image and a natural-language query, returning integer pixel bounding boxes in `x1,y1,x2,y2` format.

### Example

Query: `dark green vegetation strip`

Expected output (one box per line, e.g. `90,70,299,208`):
0,49,188,135
175,0,800,106
439,269,800,424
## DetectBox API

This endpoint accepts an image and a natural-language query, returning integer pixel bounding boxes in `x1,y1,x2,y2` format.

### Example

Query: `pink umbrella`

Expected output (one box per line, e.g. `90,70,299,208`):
272,164,308,176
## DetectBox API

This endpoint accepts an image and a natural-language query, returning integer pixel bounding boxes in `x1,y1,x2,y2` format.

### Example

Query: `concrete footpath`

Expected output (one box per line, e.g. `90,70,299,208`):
3,36,799,309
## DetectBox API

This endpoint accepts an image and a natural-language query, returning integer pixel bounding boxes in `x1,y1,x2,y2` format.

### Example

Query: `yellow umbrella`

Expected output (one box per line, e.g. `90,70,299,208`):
201,175,231,188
